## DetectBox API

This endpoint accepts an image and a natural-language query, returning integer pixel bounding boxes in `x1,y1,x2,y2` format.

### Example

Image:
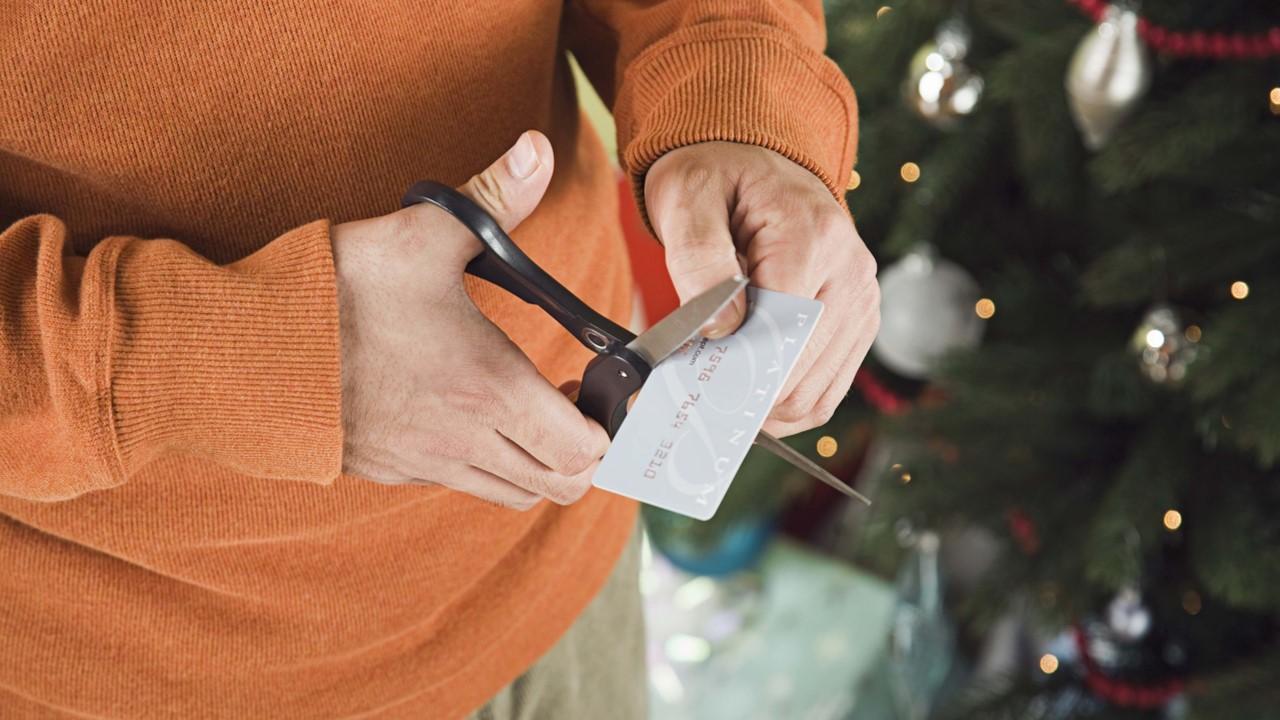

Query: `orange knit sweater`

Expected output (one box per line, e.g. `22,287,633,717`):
0,1,856,717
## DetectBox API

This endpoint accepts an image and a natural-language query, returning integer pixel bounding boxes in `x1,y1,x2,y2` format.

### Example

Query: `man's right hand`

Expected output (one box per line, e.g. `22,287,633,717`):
331,131,608,510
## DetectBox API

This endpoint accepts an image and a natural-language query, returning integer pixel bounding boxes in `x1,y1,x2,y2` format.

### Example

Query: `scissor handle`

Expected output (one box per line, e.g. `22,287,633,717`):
578,349,649,438
401,181,635,354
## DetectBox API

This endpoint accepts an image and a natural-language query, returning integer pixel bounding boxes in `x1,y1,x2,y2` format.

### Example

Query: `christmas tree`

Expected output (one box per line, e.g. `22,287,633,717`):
823,1,1280,717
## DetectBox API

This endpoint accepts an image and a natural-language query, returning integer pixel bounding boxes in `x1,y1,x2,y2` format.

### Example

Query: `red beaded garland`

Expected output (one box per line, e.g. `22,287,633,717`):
853,370,910,415
1072,626,1188,710
1068,0,1280,59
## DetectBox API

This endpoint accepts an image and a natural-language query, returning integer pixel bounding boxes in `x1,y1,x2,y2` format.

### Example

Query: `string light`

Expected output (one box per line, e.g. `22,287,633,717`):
975,298,996,319
1182,590,1202,616
1272,88,1280,104
890,463,911,484
1230,281,1250,300
1039,654,1060,674
846,169,861,191
816,435,839,458
899,162,921,183
1184,324,1202,343
1163,509,1183,531
877,5,892,19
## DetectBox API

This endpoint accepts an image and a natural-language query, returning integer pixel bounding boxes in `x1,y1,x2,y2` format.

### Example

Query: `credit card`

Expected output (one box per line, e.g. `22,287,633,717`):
592,287,823,520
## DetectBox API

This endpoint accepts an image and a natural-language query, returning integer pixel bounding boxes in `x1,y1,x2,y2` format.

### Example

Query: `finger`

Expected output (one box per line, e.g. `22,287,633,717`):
470,430,597,505
431,462,542,511
776,282,844,403
758,214,877,409
495,362,611,479
772,299,861,425
459,130,555,232
743,207,858,389
742,195,853,298
647,161,745,338
745,232,831,300
773,267,877,414
818,331,874,423
767,305,875,435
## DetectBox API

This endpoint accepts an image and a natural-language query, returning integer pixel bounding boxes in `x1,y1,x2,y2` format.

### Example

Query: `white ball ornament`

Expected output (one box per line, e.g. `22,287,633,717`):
872,245,985,379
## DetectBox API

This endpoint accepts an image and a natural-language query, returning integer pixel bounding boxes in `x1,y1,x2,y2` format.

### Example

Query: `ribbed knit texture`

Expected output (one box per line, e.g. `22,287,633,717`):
618,24,858,220
110,221,343,480
0,1,855,717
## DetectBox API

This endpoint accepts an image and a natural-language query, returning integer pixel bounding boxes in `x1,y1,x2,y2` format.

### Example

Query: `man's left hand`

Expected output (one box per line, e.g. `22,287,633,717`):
645,142,880,437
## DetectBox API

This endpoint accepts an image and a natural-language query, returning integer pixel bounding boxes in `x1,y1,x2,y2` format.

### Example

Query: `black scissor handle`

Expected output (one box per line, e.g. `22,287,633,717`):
578,349,649,437
401,181,634,354
402,180,645,436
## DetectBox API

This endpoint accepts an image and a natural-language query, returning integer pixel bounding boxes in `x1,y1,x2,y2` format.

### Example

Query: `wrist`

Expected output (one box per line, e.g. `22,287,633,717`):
330,221,365,437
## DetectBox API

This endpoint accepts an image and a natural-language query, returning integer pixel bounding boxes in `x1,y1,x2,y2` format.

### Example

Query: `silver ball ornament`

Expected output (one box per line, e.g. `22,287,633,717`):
1130,304,1199,385
872,245,985,379
904,19,984,128
1065,4,1153,150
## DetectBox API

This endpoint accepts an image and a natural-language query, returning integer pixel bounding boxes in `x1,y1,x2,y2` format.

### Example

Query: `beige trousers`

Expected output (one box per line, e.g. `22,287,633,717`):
466,525,647,720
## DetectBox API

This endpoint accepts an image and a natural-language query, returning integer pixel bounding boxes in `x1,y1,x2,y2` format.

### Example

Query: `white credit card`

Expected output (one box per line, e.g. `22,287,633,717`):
592,287,823,520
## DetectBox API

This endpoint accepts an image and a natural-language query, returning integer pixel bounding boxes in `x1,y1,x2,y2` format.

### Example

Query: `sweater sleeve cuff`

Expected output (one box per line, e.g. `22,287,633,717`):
106,221,344,483
614,21,859,225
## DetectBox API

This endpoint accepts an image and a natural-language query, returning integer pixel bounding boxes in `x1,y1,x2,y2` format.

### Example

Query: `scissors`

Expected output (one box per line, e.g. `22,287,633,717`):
402,180,870,505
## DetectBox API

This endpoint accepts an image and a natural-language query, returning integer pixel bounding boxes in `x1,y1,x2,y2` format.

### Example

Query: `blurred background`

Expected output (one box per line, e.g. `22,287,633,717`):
581,1,1280,718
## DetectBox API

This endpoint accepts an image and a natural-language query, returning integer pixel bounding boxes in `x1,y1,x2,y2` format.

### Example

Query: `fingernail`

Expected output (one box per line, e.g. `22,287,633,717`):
701,303,742,339
507,132,539,179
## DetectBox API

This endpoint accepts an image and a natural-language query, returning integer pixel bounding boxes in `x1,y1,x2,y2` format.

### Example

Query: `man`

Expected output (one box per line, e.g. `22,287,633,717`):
0,1,878,717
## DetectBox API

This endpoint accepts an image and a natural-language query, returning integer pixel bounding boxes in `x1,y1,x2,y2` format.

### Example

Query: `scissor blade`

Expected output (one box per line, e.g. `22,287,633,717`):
627,274,748,367
754,432,872,505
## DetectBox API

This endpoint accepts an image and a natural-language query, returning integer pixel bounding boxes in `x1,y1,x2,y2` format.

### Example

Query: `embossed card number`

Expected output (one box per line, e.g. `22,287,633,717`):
592,288,824,520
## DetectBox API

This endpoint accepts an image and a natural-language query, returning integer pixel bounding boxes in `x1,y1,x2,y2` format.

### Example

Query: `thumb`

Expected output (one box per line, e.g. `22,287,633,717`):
459,130,555,232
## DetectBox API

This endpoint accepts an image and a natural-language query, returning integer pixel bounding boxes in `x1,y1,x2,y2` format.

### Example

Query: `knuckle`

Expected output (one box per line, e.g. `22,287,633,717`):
389,205,416,239
772,394,809,424
521,468,579,505
811,205,852,243
776,382,824,424
855,247,879,284
519,468,558,499
551,475,592,505
449,378,504,428
792,382,824,411
666,239,732,281
469,171,510,218
866,288,882,329
512,494,541,511
671,161,716,200
750,191,804,233
389,204,431,247
552,435,595,477
499,494,539,512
